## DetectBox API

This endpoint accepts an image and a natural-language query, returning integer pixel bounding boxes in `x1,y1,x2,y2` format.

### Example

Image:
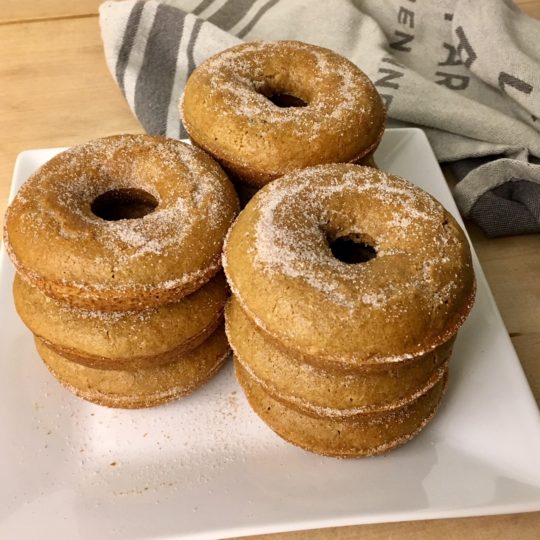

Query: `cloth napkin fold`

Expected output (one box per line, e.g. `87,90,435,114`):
99,0,540,237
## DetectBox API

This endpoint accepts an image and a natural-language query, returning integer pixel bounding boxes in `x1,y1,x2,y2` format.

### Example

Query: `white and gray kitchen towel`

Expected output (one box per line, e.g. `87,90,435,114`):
99,0,540,236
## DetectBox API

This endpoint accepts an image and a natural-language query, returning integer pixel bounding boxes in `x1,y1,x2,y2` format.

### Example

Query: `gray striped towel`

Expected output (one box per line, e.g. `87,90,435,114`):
99,0,540,237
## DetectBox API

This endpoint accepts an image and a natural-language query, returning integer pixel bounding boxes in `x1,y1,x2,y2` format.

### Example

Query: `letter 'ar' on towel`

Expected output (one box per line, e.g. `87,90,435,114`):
99,0,540,237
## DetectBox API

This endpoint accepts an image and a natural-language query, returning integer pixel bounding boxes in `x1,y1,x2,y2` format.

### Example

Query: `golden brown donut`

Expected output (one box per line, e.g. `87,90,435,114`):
236,360,448,458
223,164,475,368
226,297,451,417
181,41,385,187
35,326,230,409
4,134,239,311
14,273,228,370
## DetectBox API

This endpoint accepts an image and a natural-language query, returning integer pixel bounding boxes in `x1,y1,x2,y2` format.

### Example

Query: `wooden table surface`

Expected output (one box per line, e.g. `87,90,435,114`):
1,1,539,538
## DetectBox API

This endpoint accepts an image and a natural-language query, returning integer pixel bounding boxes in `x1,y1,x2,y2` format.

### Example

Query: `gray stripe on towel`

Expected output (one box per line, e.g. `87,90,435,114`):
208,0,258,30
115,1,145,95
237,0,280,38
134,4,187,135
193,0,215,16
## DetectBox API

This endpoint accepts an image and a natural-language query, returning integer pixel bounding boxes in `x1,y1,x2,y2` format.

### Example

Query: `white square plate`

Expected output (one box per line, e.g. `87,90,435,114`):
1,128,539,539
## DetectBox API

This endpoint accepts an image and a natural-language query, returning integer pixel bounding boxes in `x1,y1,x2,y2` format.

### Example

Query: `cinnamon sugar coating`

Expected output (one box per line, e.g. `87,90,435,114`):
4,134,239,311
181,41,385,187
225,163,475,457
223,164,475,367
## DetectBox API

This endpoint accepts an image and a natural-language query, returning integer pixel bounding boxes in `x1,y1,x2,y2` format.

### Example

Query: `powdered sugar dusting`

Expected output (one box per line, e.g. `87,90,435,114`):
49,137,227,260
7,135,238,291
185,40,382,142
249,165,456,311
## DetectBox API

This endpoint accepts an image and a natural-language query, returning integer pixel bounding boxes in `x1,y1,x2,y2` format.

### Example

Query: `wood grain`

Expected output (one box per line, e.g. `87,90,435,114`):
0,0,102,24
0,1,539,539
518,0,540,18
0,16,141,226
232,512,540,540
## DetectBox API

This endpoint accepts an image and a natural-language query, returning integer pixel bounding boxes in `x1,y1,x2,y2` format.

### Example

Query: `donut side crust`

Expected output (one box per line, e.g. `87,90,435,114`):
35,326,230,409
236,360,448,458
226,296,451,417
38,313,223,371
13,272,228,367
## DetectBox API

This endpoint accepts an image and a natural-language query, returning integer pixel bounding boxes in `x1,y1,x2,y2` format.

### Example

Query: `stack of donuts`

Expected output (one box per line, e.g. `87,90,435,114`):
4,134,239,408
183,40,475,456
3,40,477,459
223,164,475,457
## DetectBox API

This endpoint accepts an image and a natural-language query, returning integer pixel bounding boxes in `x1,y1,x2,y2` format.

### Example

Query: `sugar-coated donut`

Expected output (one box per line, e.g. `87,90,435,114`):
226,297,450,417
223,164,475,367
14,273,227,370
181,41,385,187
236,361,447,458
35,326,229,409
4,134,239,311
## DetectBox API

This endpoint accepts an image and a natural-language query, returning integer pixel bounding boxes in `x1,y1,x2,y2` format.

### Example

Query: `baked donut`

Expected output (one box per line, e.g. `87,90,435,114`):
236,361,447,458
181,41,385,187
223,164,475,367
226,297,450,417
4,134,239,311
14,273,227,370
35,326,229,409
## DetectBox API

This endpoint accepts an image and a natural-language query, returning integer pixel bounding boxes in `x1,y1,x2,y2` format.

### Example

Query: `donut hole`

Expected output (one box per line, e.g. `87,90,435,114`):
255,77,309,108
329,234,377,264
91,188,158,221
266,93,307,108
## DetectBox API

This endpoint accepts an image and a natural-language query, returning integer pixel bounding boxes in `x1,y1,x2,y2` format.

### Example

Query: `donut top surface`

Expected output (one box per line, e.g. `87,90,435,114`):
4,135,239,303
223,164,475,366
181,41,385,184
